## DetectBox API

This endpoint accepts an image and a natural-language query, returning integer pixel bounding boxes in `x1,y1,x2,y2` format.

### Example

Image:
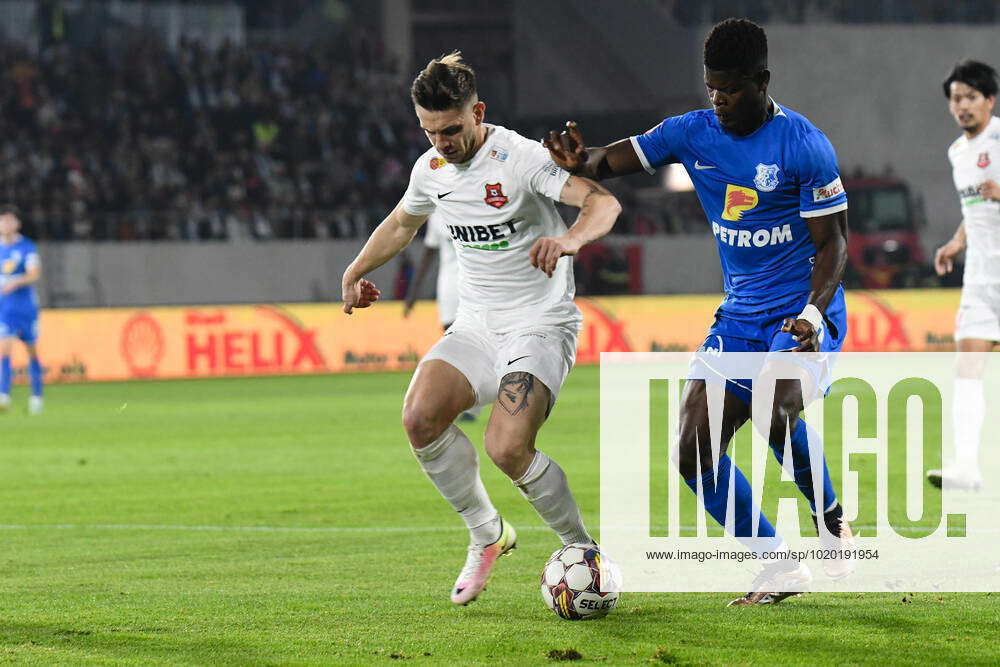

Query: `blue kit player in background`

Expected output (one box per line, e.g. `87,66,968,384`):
0,205,43,415
545,18,855,605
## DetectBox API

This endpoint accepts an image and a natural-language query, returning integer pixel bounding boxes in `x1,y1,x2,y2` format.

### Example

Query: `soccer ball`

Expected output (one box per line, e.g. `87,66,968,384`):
540,543,621,620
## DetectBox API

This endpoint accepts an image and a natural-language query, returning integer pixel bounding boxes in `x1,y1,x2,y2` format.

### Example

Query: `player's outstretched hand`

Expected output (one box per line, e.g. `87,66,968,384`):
934,238,963,276
529,236,581,278
342,278,381,314
780,317,819,352
543,121,587,173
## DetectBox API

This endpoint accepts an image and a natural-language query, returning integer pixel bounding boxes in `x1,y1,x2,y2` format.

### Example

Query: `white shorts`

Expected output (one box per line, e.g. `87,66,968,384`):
956,284,1000,342
421,309,579,409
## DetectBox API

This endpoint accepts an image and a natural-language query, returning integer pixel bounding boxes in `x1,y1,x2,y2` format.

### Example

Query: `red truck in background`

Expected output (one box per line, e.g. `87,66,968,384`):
842,175,932,289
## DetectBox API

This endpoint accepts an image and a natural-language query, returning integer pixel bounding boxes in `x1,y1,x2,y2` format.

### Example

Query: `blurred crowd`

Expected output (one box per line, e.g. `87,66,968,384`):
0,28,706,242
0,28,428,241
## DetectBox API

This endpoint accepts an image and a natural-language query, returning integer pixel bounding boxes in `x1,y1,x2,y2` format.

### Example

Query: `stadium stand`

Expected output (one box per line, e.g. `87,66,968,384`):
0,27,425,241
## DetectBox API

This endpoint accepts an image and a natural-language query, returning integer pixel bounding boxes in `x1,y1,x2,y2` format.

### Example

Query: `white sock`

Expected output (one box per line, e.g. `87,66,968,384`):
513,451,592,545
412,424,498,540
471,514,501,545
954,377,985,470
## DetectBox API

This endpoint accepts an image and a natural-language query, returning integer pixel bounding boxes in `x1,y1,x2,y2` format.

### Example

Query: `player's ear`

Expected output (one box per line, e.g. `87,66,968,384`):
472,100,486,125
756,70,770,93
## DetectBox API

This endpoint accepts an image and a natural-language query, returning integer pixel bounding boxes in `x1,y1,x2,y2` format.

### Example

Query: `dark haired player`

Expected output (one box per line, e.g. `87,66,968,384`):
342,52,622,605
545,18,855,605
0,205,43,415
927,60,1000,491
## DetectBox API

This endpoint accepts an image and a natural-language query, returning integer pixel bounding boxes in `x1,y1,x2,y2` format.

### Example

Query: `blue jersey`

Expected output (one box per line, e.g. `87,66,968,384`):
0,235,40,316
631,102,848,314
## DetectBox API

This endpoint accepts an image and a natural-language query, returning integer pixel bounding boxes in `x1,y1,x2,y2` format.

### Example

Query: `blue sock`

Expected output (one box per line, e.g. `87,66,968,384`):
769,418,837,513
28,357,42,397
686,454,783,555
0,356,10,395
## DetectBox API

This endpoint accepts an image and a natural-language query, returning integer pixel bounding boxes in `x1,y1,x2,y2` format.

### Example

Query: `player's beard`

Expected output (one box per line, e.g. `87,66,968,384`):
451,136,477,163
447,127,487,164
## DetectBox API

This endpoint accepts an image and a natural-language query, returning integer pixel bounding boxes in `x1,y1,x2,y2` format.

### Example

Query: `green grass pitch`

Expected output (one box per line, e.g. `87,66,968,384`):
0,366,997,664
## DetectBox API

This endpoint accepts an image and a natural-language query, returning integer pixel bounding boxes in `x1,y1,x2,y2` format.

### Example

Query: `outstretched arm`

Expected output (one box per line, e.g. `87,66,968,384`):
342,201,428,314
781,210,849,351
935,222,966,276
543,122,645,181
529,175,622,277
0,260,40,294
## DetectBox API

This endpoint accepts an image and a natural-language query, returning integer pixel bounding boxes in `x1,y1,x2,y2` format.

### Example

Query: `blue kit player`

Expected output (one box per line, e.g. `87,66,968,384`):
0,205,43,415
544,18,855,605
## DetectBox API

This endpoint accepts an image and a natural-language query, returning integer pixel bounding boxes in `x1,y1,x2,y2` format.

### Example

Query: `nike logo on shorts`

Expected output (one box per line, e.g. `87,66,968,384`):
437,191,454,199
507,355,531,365
694,161,716,170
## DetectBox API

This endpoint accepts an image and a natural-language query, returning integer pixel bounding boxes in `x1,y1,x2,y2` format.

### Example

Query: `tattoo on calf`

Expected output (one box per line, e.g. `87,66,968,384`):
498,372,534,416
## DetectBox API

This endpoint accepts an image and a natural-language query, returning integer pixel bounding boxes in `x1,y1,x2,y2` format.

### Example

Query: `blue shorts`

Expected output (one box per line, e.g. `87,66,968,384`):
692,287,847,405
0,310,39,344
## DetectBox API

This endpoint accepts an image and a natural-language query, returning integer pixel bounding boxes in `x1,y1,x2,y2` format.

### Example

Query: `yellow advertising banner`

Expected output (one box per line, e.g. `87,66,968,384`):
6,290,963,384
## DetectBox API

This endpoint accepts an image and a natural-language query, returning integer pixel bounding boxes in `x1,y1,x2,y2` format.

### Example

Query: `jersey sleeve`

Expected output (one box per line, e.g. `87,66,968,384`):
630,115,686,174
515,140,571,201
423,218,441,249
795,130,848,218
402,158,438,216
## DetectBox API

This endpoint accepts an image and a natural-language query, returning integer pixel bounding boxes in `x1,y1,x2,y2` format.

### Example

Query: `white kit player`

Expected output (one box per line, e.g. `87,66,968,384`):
341,52,622,604
929,60,1000,491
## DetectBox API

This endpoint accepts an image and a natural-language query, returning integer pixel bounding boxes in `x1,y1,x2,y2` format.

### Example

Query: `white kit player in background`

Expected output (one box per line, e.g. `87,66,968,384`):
929,60,1000,491
403,214,481,421
404,215,460,329
341,52,622,605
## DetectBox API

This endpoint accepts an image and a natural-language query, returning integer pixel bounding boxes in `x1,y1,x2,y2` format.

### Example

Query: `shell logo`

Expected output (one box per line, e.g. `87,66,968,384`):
121,312,166,377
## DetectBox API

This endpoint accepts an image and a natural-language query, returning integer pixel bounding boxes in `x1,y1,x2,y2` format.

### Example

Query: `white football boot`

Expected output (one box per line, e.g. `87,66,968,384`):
450,517,517,605
814,506,858,580
927,463,982,491
728,561,812,607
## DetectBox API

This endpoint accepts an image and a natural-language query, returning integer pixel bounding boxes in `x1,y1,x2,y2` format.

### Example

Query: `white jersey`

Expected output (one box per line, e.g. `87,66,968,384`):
403,124,579,331
423,215,460,325
949,115,1000,285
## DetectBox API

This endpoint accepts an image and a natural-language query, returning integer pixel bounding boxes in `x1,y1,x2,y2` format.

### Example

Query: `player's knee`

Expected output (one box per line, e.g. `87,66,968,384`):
401,402,446,448
955,354,987,379
485,445,519,477
675,422,706,480
483,430,532,478
767,401,801,442
675,440,712,481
